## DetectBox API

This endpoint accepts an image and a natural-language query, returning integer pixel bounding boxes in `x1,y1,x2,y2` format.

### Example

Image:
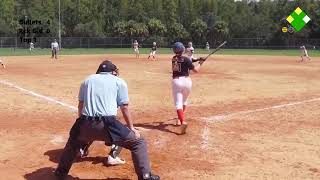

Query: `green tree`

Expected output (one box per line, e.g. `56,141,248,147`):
126,20,149,37
168,22,189,42
74,21,105,37
209,21,229,45
190,18,208,44
0,0,16,36
162,0,177,26
113,21,128,37
147,18,167,36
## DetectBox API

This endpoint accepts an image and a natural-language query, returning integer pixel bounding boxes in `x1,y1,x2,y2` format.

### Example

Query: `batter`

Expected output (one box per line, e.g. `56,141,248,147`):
171,42,204,134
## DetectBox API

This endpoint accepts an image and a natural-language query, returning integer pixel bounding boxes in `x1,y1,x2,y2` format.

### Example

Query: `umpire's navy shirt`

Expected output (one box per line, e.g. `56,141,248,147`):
79,72,129,117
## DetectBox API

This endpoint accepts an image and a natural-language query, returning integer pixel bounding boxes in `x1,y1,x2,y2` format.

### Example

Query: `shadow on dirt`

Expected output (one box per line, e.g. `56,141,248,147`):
24,167,130,180
44,149,64,163
44,149,106,165
135,120,182,135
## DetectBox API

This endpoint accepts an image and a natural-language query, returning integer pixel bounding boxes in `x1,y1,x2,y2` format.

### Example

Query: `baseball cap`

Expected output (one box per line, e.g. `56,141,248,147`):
96,60,118,74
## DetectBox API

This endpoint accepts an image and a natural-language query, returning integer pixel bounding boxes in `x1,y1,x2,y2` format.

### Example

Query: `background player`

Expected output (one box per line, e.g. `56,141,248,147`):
300,45,311,62
205,42,210,51
133,40,140,58
0,57,6,69
171,42,204,134
51,39,59,59
185,42,195,60
29,42,34,52
147,42,157,60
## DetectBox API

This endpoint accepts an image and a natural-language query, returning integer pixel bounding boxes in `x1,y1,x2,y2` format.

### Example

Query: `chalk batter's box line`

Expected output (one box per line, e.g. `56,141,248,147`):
0,80,154,132
0,80,77,112
202,97,320,122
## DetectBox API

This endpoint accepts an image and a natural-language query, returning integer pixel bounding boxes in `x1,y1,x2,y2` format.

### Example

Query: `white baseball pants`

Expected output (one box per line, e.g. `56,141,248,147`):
172,76,192,110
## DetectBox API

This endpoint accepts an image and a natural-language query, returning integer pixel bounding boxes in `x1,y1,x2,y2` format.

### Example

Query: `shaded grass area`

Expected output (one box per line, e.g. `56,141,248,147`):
0,48,319,56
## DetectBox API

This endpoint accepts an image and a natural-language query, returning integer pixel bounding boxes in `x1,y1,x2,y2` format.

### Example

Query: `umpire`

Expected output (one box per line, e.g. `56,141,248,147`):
55,60,160,180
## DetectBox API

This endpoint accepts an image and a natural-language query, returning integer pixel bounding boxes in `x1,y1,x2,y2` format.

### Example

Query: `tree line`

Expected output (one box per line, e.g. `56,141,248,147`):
0,0,319,46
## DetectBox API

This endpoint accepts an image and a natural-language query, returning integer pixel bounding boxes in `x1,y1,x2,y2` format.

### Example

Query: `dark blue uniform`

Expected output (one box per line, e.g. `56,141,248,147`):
151,45,157,51
172,55,195,78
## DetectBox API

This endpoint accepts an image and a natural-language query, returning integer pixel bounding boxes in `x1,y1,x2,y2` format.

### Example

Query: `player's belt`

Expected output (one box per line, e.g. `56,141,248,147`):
173,76,189,79
81,115,116,122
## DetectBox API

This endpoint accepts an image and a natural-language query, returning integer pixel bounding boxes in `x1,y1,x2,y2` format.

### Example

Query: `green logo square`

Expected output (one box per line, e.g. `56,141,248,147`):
286,7,310,32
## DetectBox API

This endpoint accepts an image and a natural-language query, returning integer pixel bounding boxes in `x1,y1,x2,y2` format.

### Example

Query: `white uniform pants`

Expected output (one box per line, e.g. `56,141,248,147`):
172,77,192,110
149,50,156,56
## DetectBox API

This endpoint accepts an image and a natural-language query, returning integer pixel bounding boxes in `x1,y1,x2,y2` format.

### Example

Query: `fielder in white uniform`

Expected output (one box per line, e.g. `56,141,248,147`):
300,45,311,62
133,40,140,58
205,42,210,51
185,42,195,60
29,42,34,52
171,42,204,134
51,39,59,59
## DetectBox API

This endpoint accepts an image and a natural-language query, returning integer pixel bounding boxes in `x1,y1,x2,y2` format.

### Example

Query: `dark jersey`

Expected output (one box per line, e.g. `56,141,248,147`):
172,55,195,78
151,45,157,51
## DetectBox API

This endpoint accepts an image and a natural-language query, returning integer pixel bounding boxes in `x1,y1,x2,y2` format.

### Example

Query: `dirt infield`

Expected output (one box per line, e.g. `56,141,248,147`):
0,54,320,180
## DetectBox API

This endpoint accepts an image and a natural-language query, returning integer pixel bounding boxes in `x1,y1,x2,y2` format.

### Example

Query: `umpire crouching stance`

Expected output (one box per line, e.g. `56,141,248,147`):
55,60,160,180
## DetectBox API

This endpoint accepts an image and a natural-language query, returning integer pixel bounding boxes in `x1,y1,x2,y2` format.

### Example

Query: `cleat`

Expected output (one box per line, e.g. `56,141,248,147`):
106,155,125,166
175,119,181,126
140,173,160,180
79,148,88,158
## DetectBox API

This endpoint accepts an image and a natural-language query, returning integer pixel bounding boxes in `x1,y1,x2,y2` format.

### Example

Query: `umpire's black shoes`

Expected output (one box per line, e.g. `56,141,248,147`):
139,172,160,180
53,169,67,180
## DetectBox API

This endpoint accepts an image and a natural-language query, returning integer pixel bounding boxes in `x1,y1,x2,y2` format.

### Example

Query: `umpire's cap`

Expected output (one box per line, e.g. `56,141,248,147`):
96,60,118,74
172,42,185,54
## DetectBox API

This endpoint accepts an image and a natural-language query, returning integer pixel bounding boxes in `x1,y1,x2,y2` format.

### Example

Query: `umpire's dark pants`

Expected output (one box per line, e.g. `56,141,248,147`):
56,115,151,178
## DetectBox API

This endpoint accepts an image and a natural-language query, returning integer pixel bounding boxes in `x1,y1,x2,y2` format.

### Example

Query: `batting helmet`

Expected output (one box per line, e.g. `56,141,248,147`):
172,42,185,54
96,60,119,76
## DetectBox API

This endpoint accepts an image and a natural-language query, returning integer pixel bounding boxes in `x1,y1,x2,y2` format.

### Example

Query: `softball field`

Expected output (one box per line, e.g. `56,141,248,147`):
0,54,320,180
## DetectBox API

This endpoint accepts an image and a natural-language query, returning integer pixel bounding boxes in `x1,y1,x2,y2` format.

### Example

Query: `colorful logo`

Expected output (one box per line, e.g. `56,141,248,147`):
286,7,310,32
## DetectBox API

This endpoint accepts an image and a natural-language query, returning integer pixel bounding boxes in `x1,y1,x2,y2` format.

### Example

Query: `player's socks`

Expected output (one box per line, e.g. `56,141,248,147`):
177,109,184,124
183,105,187,112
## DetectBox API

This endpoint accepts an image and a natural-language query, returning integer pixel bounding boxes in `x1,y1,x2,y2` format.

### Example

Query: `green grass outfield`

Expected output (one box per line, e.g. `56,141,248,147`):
0,48,319,56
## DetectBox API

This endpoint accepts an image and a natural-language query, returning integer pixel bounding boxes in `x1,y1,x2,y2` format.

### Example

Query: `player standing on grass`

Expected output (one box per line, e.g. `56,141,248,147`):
51,39,59,59
29,42,34,52
171,42,205,134
133,40,140,59
205,42,210,51
300,45,311,62
147,42,157,60
0,58,6,69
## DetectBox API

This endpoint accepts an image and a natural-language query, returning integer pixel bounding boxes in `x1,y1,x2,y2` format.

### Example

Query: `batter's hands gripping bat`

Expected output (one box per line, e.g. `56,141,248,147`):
199,41,227,65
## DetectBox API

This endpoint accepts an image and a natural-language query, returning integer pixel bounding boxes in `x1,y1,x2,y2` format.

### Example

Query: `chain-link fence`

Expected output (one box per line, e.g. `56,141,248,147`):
0,37,319,49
